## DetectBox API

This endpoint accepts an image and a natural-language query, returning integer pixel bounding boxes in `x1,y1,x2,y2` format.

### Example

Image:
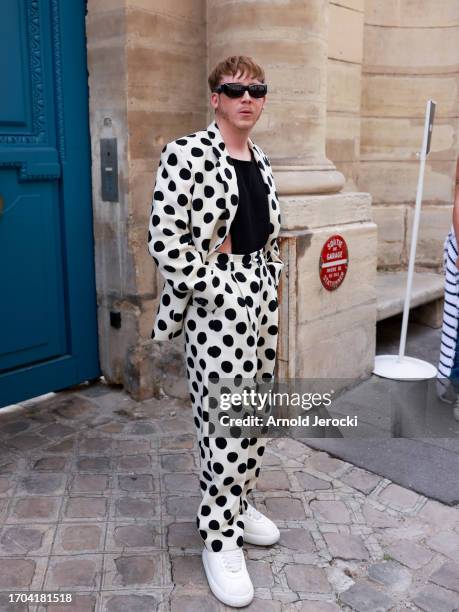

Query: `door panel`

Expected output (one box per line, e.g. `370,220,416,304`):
0,0,100,406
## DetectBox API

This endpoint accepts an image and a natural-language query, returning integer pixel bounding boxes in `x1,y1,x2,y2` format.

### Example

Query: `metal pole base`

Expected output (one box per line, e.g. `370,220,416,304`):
373,355,438,380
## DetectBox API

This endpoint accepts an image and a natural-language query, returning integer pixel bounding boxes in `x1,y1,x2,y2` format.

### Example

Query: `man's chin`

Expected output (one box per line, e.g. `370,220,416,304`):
232,116,257,130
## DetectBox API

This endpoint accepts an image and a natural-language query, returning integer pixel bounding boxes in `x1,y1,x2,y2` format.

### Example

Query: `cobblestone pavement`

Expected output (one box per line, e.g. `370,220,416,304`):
0,380,458,612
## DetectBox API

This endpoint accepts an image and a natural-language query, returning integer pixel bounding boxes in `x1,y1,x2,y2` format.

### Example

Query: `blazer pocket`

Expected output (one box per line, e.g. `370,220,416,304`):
191,261,221,312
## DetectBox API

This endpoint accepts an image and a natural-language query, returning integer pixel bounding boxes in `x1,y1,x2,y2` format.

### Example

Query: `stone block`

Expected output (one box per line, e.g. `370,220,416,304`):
102,553,163,588
255,469,291,491
426,531,459,562
407,205,451,268
359,160,454,205
326,114,361,168
371,205,405,268
341,466,381,494
367,560,412,592
385,540,434,569
10,497,61,522
327,60,362,114
324,532,369,560
114,496,159,519
70,474,110,494
171,554,207,586
328,3,364,64
0,559,38,589
264,496,307,520
411,297,444,329
310,500,351,524
165,495,201,519
0,525,54,556
284,563,331,593
363,25,457,72
278,527,316,552
293,471,331,491
413,583,459,612
45,556,102,590
339,581,394,611
109,522,161,550
377,483,419,511
160,454,195,472
117,474,156,492
363,76,458,123
116,454,151,471
76,457,111,472
429,560,459,593
163,473,199,494
167,522,202,548
32,456,67,471
246,559,275,588
18,473,66,496
365,0,459,27
296,301,376,379
55,524,105,554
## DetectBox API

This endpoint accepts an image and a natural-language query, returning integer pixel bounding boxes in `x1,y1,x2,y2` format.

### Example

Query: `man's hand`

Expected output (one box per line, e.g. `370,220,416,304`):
216,234,232,254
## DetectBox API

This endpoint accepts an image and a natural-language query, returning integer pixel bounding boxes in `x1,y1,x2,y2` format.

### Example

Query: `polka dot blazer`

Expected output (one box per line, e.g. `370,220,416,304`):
147,119,284,342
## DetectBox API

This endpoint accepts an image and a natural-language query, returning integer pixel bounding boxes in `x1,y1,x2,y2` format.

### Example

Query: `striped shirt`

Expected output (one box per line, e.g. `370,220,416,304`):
437,225,459,380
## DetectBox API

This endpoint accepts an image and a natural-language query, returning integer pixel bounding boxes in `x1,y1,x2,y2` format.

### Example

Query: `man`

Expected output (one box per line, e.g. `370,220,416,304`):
148,56,284,607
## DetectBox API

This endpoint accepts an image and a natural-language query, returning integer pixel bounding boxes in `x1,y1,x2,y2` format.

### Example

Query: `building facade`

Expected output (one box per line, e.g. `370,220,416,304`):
86,0,458,399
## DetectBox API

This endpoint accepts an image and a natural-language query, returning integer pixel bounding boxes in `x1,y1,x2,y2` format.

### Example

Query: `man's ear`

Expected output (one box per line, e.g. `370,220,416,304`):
210,93,218,111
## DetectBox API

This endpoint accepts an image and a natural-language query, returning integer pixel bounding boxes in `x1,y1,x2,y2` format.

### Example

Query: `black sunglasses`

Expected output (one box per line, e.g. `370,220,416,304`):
213,82,268,99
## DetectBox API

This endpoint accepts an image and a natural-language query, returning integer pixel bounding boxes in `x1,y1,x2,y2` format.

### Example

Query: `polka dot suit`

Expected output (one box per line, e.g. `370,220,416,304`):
147,120,285,551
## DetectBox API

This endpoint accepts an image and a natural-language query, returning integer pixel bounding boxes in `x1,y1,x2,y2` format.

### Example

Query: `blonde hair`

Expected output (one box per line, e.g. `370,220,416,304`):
208,55,265,91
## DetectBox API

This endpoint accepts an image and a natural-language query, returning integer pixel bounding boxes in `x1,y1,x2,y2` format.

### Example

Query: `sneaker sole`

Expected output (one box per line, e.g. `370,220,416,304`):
243,530,280,546
202,549,254,607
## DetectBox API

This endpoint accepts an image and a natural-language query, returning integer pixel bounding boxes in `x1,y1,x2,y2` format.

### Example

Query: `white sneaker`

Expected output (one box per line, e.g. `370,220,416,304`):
202,547,254,607
243,502,280,546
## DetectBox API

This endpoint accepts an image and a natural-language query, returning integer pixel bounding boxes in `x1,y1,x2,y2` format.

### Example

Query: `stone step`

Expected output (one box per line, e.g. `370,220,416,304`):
377,271,444,324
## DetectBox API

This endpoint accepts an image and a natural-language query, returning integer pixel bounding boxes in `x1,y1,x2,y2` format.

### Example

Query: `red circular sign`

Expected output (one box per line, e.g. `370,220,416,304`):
319,234,349,291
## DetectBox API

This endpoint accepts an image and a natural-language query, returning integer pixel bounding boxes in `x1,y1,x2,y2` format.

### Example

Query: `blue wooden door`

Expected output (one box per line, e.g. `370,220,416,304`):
0,0,100,407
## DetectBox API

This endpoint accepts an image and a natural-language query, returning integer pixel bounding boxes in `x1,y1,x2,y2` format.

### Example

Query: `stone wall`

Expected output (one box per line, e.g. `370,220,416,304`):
326,0,365,192
86,0,457,397
87,0,207,397
359,0,459,271
86,0,131,386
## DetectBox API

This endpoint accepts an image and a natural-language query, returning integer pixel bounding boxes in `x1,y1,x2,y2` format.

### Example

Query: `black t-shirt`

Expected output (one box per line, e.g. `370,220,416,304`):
228,150,271,254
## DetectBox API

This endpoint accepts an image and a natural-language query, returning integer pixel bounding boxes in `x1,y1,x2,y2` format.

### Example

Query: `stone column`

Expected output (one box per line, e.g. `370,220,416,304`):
361,0,459,271
208,0,377,381
207,0,345,194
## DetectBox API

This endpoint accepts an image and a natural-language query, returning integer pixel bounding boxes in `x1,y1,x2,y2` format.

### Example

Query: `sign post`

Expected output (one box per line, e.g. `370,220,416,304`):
374,99,438,380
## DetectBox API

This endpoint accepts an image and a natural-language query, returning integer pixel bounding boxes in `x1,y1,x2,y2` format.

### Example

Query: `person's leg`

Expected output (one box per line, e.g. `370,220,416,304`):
240,255,279,508
183,255,260,552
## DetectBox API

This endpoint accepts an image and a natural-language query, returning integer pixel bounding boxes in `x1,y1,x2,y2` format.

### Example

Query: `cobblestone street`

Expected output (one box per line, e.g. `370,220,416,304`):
0,379,458,612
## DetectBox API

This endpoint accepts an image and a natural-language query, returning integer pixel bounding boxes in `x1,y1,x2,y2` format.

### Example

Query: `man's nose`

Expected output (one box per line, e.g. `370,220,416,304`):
242,89,251,100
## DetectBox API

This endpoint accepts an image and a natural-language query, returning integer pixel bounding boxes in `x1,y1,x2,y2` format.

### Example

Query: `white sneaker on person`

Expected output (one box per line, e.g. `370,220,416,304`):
202,546,254,607
243,502,280,545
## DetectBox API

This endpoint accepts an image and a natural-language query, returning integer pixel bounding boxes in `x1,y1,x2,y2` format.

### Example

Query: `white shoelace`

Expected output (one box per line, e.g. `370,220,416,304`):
221,548,244,572
245,503,263,521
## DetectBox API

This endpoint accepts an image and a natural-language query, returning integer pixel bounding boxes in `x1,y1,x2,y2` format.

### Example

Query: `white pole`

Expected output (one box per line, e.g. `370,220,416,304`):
398,100,433,361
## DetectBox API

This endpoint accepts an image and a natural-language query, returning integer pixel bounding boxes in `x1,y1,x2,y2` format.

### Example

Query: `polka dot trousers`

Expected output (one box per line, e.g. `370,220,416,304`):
183,247,279,552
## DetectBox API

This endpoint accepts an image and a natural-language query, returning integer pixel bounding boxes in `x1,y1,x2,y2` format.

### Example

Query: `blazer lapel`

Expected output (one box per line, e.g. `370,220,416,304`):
205,120,238,255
